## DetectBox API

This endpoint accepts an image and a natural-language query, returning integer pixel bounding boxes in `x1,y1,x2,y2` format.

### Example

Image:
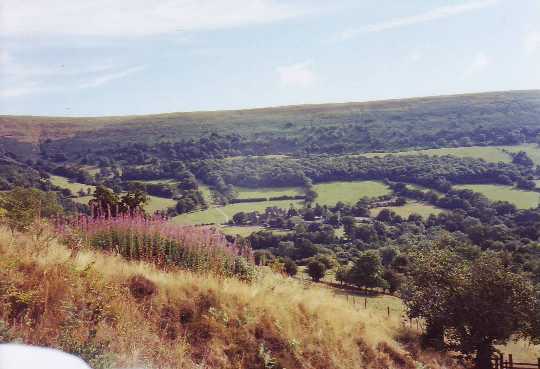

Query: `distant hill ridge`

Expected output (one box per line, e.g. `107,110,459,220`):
1,90,540,159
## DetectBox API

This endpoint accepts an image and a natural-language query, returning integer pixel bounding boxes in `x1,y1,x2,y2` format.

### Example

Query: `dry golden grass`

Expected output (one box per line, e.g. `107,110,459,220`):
0,228,462,369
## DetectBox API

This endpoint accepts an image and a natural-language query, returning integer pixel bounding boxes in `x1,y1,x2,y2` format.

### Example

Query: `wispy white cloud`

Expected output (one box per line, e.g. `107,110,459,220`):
339,0,498,40
524,31,540,54
0,51,145,97
79,65,145,88
1,0,314,37
464,51,490,75
276,61,316,88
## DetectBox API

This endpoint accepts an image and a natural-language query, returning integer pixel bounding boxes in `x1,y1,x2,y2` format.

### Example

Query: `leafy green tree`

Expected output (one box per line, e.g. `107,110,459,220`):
448,253,537,369
306,260,326,282
282,257,298,276
348,250,384,291
90,185,120,216
0,187,63,232
379,246,398,266
342,216,356,239
401,248,467,350
232,212,247,225
120,189,147,213
335,265,351,285
382,268,403,294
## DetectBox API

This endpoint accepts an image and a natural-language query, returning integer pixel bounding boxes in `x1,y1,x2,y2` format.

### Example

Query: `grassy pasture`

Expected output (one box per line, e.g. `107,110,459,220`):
454,184,540,209
144,195,177,214
313,181,391,206
171,199,304,225
359,146,512,162
50,175,95,195
405,184,442,195
370,202,444,218
234,186,302,199
360,143,540,165
220,225,264,237
199,184,215,205
503,143,540,165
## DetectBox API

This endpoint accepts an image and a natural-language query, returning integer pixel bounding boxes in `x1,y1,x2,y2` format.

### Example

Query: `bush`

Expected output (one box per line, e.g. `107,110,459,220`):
282,257,298,276
128,275,157,300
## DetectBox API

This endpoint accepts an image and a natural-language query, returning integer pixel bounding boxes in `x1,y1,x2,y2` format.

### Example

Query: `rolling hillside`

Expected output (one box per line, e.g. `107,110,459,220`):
2,90,540,159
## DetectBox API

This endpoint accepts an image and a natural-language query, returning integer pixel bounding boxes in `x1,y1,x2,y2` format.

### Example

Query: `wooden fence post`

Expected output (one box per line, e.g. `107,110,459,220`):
499,353,503,369
509,354,513,369
387,306,390,317
537,357,539,369
364,297,367,309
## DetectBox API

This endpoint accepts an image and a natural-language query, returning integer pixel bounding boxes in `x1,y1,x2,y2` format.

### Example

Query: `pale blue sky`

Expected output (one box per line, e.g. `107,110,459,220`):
0,0,539,116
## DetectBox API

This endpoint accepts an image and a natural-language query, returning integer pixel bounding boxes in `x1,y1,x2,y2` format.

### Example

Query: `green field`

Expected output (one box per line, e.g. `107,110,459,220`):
406,184,442,195
234,186,302,200
360,143,540,165
454,184,540,209
220,225,265,237
199,184,215,205
313,181,391,206
50,175,95,195
171,199,304,225
144,195,177,214
50,176,176,212
370,202,444,218
503,144,540,165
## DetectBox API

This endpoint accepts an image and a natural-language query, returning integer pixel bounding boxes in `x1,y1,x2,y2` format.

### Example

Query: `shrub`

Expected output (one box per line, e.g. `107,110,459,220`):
282,257,298,277
128,275,157,300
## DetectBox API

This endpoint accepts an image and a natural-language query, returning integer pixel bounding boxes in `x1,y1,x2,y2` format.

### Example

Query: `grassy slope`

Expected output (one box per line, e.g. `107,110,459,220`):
2,91,539,150
0,228,459,369
313,181,391,206
453,184,540,209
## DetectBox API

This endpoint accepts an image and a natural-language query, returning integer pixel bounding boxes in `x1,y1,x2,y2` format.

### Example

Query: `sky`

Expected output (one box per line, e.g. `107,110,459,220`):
0,0,539,116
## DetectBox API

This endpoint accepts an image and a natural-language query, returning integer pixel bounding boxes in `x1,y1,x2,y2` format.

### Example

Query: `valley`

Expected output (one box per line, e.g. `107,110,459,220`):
2,90,540,369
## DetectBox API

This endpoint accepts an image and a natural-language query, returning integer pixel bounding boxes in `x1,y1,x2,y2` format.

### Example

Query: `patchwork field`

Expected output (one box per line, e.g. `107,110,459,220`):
313,181,391,206
172,199,304,225
370,202,444,218
234,186,302,200
360,143,540,165
454,184,540,209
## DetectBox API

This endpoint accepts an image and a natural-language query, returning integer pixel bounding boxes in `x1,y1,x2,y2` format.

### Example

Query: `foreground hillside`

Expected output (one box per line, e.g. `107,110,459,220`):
0,228,459,369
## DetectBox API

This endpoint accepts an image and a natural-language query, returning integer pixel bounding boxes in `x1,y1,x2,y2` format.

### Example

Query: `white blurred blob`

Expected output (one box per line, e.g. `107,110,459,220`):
0,344,91,369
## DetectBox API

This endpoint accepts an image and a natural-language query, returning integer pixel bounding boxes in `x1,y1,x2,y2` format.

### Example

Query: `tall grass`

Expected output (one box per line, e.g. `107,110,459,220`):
0,228,462,369
56,213,254,279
